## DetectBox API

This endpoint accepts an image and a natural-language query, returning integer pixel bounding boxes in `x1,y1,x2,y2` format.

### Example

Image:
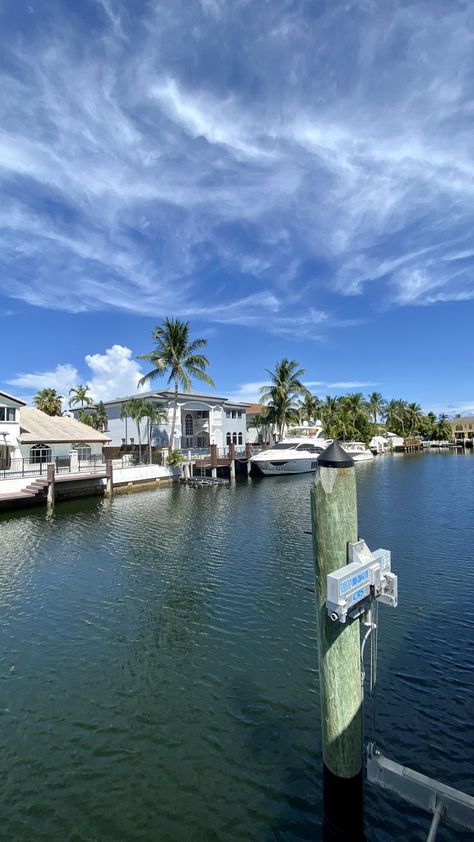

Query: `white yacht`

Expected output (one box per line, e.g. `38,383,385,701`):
250,430,329,476
341,442,374,462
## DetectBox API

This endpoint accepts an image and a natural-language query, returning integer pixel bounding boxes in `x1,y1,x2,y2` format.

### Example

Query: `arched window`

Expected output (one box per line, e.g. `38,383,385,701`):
185,414,194,436
74,443,92,461
238,432,243,445
232,432,237,445
226,432,231,445
30,443,52,464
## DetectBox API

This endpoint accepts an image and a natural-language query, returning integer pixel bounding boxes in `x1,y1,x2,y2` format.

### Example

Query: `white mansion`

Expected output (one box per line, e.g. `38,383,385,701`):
73,389,249,451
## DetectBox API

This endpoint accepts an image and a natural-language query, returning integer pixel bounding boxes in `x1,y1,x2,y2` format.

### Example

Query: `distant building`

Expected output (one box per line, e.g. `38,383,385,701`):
0,390,110,468
447,415,474,444
73,390,248,450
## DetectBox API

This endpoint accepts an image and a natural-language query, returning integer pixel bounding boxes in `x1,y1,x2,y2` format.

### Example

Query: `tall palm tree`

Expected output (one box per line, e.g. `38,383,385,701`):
33,388,63,416
121,398,148,461
260,358,309,440
367,392,385,425
142,402,168,461
137,319,215,449
69,384,93,409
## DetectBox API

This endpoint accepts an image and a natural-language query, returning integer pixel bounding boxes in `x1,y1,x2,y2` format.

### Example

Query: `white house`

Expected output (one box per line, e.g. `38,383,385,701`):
0,390,110,469
74,389,248,451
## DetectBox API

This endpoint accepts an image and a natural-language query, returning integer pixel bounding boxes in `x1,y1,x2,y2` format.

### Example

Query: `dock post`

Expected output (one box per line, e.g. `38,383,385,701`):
106,460,113,498
310,441,364,842
47,463,55,511
245,442,252,474
229,443,236,480
210,444,217,479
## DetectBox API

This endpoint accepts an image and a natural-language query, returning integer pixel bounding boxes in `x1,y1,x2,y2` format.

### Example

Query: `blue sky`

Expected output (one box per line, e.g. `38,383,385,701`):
1,0,473,414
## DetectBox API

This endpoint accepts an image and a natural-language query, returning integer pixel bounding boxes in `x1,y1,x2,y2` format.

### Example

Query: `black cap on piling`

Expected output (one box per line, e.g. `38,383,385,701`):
318,440,354,468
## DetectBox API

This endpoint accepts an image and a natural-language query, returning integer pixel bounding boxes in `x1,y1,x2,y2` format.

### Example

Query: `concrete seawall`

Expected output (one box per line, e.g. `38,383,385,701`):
0,464,177,512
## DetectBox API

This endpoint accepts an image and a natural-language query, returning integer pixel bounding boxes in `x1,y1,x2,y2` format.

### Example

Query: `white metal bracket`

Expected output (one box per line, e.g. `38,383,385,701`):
326,539,398,623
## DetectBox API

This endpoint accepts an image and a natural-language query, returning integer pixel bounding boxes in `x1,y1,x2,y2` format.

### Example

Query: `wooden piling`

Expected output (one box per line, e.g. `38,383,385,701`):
229,443,236,480
210,444,217,479
105,460,113,498
310,441,364,842
245,442,252,474
46,463,55,511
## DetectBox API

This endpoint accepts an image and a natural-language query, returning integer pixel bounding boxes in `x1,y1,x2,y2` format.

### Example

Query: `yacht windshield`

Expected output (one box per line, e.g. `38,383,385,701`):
270,443,296,450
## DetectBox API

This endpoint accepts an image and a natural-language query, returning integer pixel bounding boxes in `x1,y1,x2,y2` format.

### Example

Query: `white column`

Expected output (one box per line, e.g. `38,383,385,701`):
69,450,79,473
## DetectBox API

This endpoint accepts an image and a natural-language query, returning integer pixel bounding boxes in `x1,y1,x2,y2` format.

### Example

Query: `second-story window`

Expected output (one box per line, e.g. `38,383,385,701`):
185,414,193,436
0,407,16,422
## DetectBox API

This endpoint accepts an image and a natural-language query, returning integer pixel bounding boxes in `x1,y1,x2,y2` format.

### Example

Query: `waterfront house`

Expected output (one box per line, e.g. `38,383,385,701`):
73,390,248,451
0,390,110,469
447,415,474,446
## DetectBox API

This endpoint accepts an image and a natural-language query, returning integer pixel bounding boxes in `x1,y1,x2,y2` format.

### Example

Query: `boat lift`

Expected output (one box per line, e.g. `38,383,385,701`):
326,539,474,841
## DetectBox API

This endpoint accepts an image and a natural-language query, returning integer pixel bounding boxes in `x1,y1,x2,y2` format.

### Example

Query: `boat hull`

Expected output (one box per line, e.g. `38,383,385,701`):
251,457,319,476
349,452,374,462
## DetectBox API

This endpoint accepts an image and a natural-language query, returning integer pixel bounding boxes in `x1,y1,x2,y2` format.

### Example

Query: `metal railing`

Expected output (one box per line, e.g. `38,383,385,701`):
0,455,106,480
178,446,249,461
0,451,166,482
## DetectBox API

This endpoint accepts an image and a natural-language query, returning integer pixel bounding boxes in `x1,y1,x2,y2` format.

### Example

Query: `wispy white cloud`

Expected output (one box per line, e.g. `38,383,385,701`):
326,381,379,389
7,364,79,399
225,381,267,404
429,400,474,418
0,0,473,331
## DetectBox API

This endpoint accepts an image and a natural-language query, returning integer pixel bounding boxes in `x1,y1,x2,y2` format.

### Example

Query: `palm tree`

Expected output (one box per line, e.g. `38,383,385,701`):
384,399,407,436
138,319,215,449
260,358,309,440
367,392,385,425
94,401,108,432
341,392,368,439
405,402,423,437
142,402,168,461
297,393,320,426
247,411,271,445
434,413,452,441
33,388,63,416
69,384,93,409
120,398,148,461
319,395,340,436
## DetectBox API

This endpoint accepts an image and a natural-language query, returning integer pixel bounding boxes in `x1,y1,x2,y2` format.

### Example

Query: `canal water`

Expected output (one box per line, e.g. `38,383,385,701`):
0,452,472,841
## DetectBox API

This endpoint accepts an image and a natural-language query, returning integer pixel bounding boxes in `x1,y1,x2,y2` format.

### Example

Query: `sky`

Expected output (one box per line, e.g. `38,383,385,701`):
1,0,473,416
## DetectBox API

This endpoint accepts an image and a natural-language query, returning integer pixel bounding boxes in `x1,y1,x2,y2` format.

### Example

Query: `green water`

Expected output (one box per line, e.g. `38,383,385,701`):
0,452,473,840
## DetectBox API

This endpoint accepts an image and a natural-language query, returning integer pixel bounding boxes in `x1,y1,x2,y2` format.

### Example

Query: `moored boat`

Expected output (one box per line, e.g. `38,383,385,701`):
250,430,329,476
341,441,374,462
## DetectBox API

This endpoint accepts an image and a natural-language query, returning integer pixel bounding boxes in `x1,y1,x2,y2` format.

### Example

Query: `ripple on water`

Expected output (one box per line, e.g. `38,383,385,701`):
0,456,473,840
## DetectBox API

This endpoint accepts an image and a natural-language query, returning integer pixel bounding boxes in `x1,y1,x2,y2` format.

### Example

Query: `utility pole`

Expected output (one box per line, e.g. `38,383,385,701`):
310,441,364,842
